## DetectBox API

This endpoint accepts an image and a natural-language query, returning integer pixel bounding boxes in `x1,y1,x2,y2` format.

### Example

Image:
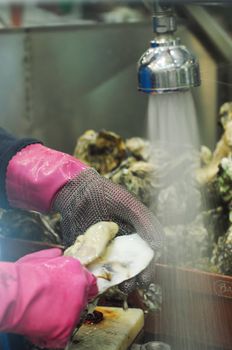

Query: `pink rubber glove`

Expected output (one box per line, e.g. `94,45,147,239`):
0,249,98,349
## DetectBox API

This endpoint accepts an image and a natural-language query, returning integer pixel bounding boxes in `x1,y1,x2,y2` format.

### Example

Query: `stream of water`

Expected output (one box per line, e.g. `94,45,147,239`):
148,92,200,227
147,92,220,350
148,92,199,150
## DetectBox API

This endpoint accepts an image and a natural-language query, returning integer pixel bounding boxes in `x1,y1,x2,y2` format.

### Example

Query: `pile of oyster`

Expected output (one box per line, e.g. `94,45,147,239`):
74,130,156,206
73,129,212,272
196,102,232,275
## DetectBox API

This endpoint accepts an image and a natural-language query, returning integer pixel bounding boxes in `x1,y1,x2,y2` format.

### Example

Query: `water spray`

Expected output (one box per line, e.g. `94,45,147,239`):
137,5,224,350
137,4,201,94
139,3,201,224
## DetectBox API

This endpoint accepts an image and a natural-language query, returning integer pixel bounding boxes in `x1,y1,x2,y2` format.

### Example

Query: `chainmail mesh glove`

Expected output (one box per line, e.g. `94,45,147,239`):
53,168,164,292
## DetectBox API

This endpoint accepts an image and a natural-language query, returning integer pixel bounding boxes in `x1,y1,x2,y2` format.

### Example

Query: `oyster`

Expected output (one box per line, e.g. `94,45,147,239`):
64,221,118,265
88,233,154,293
107,158,157,206
126,137,151,161
211,225,232,275
0,208,61,244
196,102,232,185
217,156,232,203
65,221,154,294
73,130,127,175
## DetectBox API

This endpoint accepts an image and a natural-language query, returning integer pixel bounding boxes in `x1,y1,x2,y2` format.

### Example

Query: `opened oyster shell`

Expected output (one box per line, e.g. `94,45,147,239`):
65,221,154,294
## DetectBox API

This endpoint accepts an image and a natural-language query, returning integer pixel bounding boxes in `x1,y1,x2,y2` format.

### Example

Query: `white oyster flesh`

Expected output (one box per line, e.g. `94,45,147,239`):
88,233,154,294
64,221,119,265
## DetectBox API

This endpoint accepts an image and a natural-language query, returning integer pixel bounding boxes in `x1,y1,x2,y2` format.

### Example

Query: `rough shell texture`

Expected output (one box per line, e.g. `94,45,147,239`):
126,137,151,161
73,129,127,175
107,158,157,206
211,226,232,275
196,102,232,185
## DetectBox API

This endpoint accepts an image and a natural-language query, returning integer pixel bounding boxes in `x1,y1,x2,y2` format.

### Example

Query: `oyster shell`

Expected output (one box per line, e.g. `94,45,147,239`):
73,130,127,175
107,158,157,206
126,137,151,161
88,233,154,293
196,102,232,185
211,225,232,275
65,221,154,294
0,208,61,244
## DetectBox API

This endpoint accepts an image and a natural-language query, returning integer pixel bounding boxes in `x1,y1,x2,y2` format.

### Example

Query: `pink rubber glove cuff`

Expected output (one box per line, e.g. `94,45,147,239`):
6,144,88,212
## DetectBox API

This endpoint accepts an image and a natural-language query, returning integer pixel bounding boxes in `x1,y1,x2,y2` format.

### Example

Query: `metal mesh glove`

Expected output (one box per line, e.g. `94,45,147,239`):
53,168,164,292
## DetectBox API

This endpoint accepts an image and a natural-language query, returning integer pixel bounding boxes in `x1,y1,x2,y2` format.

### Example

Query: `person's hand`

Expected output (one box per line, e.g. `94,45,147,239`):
0,249,98,349
5,143,164,292
53,168,164,293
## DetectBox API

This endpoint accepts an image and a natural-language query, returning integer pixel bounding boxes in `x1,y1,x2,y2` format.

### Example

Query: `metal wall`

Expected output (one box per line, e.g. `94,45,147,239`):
0,32,26,135
0,21,219,153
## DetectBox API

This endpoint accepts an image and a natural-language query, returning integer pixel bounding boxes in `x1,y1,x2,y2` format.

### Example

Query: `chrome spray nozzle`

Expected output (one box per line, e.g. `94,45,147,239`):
137,7,201,94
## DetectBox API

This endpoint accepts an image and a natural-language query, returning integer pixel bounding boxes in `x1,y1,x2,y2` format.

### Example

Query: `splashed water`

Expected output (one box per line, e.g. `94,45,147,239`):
147,92,220,350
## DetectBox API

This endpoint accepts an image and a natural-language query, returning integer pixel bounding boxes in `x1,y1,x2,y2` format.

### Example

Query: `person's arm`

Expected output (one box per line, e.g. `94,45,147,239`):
0,248,98,349
2,128,164,292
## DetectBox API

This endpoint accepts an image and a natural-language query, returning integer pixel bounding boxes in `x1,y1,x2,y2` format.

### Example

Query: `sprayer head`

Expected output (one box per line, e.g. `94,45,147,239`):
138,9,201,94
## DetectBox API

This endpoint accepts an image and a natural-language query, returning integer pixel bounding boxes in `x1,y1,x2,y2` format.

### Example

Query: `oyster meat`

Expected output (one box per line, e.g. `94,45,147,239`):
65,221,154,294
64,221,118,265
